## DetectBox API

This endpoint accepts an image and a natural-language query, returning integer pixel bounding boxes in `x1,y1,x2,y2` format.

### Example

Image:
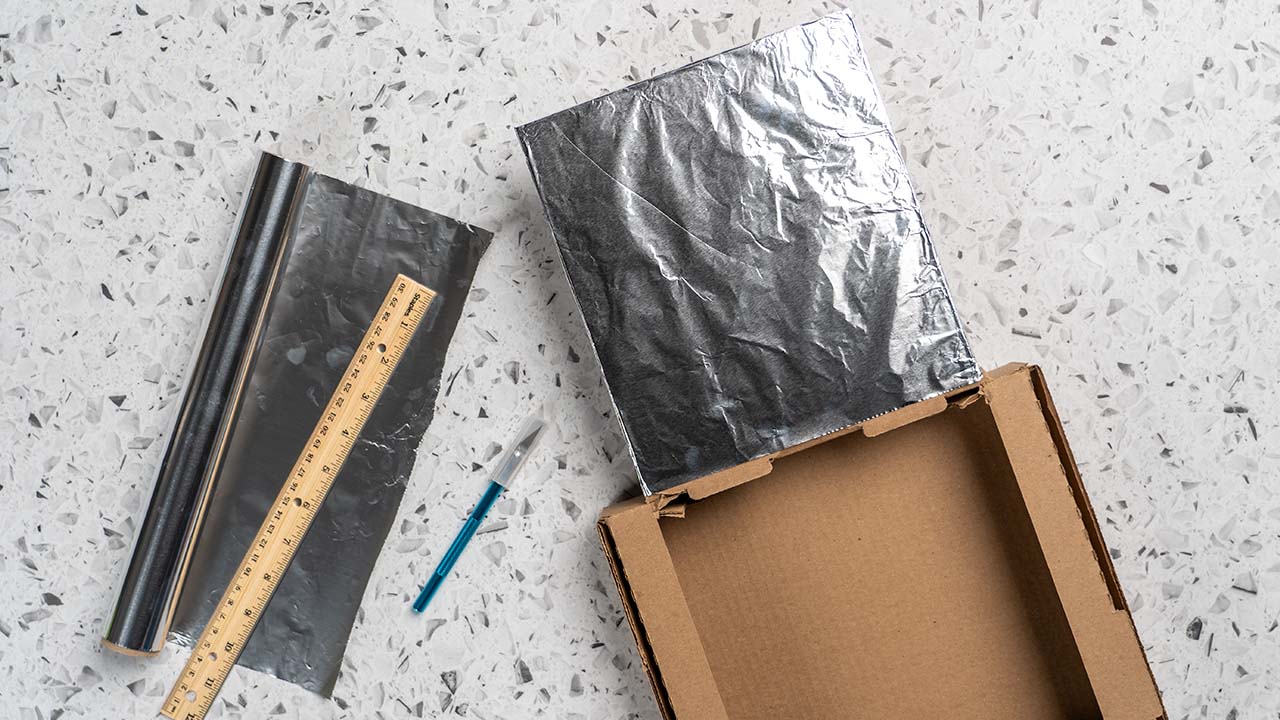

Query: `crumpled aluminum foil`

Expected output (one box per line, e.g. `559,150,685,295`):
518,10,980,494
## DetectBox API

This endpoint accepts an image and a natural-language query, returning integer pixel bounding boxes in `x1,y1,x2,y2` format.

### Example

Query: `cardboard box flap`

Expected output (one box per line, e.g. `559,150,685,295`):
985,367,1163,719
656,458,775,504
518,10,983,495
861,392,951,437
600,505,730,720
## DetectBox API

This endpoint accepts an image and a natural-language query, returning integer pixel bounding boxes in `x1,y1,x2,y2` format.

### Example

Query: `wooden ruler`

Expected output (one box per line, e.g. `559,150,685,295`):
161,274,435,720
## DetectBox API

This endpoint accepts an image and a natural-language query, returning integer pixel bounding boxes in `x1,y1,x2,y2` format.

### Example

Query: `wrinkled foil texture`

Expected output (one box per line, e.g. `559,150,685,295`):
518,10,980,494
111,151,492,695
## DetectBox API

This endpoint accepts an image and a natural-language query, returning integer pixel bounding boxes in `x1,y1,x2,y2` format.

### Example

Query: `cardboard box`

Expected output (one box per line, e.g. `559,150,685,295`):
598,364,1165,719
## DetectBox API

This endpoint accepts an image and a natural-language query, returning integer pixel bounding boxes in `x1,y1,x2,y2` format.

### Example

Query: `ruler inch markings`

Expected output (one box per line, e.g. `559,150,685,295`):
160,274,435,720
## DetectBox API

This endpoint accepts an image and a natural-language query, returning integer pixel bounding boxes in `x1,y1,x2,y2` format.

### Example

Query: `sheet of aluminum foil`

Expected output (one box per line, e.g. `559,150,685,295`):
105,150,492,695
517,10,980,494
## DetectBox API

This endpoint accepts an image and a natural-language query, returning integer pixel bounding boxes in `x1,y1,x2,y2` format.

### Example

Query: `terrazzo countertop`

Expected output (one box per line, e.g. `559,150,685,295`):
2,0,1278,717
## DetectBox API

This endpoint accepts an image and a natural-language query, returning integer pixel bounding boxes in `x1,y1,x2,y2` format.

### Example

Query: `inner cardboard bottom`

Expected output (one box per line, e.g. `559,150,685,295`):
659,399,1104,719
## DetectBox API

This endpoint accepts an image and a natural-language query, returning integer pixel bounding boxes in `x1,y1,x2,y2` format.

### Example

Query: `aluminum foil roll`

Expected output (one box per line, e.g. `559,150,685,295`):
104,153,306,657
518,10,980,494
105,151,492,695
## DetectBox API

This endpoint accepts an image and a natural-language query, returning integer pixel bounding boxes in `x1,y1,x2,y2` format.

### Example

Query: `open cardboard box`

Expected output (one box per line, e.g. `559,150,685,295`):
598,364,1165,719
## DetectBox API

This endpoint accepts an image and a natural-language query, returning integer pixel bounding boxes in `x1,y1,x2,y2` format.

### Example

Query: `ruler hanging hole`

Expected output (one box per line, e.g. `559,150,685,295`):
207,652,217,662
293,497,302,507
185,691,196,702
376,343,387,353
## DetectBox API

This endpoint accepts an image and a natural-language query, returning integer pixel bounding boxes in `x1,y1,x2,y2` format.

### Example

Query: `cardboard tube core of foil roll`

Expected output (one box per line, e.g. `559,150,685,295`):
103,152,308,654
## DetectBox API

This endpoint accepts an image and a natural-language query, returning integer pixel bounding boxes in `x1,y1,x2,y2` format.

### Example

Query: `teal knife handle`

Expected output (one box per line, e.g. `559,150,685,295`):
413,480,504,612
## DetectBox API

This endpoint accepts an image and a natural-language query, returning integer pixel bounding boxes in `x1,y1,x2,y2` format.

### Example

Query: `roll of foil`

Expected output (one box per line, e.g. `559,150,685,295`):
518,10,980,494
104,154,304,657
105,151,492,695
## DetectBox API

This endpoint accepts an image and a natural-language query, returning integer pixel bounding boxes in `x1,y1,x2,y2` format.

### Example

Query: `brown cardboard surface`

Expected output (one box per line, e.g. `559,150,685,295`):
599,364,1164,719
599,502,729,719
985,368,1163,718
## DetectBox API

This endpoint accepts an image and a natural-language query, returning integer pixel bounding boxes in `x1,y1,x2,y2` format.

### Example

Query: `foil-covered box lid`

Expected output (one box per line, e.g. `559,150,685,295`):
518,10,980,495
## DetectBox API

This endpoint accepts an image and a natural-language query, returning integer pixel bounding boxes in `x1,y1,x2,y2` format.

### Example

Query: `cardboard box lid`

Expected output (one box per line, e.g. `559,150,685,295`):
519,10,981,495
599,364,1165,719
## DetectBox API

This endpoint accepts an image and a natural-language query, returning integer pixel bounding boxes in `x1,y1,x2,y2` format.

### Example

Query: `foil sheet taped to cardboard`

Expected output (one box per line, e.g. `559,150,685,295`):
518,10,980,494
105,151,492,695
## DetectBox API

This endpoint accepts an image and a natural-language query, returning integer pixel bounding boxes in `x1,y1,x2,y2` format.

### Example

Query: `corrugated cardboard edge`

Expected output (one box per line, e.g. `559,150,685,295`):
597,503,677,719
1026,366,1128,611
986,366,1167,719
598,500,730,720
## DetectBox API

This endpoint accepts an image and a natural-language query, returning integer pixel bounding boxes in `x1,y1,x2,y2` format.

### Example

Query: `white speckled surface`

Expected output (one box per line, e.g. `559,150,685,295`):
1,0,1277,718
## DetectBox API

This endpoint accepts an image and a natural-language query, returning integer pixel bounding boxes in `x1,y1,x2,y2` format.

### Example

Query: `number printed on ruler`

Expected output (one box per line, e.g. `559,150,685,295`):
161,275,436,720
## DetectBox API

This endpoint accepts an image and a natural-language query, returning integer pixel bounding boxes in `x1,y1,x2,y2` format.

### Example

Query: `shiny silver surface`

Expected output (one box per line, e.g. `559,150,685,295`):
518,10,980,494
105,153,308,657
490,416,547,489
110,151,492,695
